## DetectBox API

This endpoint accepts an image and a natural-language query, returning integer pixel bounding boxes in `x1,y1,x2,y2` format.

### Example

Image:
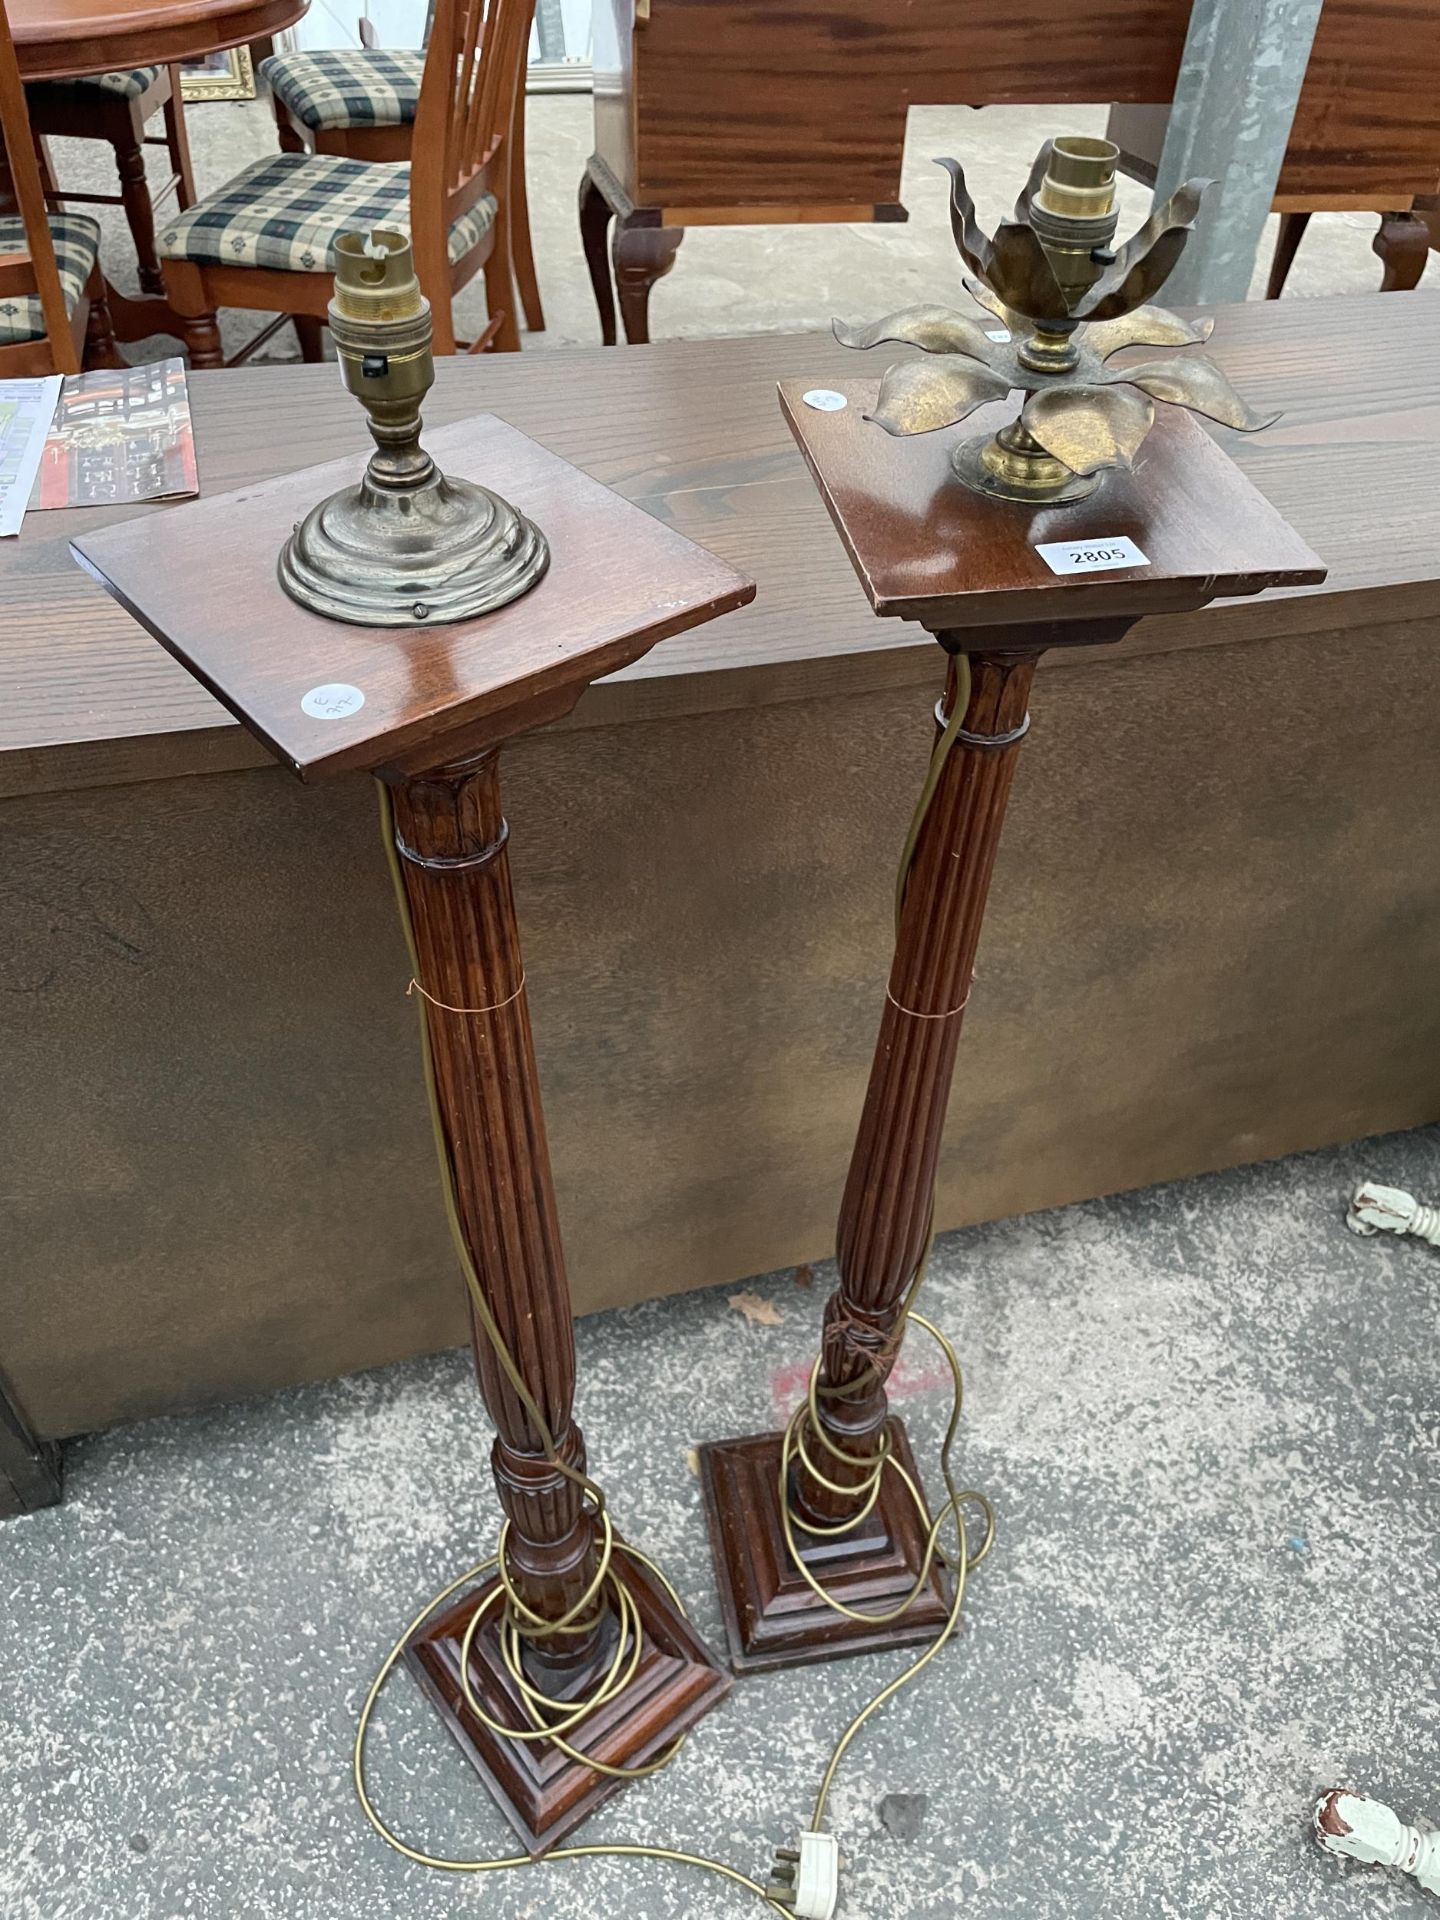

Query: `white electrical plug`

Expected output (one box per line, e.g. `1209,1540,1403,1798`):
1315,1790,1440,1896
766,1832,840,1919
1346,1180,1440,1248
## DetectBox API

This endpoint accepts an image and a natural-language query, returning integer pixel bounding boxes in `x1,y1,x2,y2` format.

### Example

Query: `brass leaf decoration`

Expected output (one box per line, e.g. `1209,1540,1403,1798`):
1112,354,1279,431
834,139,1277,495
869,354,1011,435
988,219,1069,321
1021,384,1155,474
1086,305,1214,358
833,307,1007,365
936,158,995,285
1012,138,1055,223
1076,180,1210,320
962,275,1014,328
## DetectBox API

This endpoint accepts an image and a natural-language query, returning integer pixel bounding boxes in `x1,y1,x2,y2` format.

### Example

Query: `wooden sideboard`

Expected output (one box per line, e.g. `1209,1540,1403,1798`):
580,0,1440,339
2,294,1439,1446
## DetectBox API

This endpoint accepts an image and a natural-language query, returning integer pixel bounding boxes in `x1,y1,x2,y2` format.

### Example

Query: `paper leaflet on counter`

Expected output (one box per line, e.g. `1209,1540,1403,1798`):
31,357,199,512
0,375,61,537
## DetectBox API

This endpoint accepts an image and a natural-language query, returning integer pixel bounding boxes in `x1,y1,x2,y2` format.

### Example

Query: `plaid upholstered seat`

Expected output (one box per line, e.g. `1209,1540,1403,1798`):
0,210,99,346
260,49,424,131
69,66,163,96
157,152,494,274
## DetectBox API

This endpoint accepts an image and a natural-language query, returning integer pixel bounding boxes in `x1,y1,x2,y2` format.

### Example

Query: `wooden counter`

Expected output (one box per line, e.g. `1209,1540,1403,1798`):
3,293,1439,1440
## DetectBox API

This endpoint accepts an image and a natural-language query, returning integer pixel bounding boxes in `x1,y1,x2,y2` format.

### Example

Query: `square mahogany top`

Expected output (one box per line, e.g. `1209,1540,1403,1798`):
779,379,1326,637
71,413,755,781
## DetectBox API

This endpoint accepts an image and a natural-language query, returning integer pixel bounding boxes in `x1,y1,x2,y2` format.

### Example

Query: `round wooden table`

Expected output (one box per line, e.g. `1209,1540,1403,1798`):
11,0,305,82
10,0,308,359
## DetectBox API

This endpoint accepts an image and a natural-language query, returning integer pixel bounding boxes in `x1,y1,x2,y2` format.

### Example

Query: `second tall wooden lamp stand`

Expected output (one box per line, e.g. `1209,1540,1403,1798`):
699,388,1324,1673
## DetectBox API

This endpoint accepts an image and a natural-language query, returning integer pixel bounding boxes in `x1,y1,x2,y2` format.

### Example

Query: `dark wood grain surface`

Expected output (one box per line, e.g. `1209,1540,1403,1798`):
72,415,755,781
603,0,1184,215
10,0,306,80
4,291,1439,800
780,388,1324,631
1286,0,1440,202
590,0,1440,217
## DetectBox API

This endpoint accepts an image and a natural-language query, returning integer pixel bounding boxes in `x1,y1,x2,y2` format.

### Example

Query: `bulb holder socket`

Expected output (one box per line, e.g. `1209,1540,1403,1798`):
278,227,549,629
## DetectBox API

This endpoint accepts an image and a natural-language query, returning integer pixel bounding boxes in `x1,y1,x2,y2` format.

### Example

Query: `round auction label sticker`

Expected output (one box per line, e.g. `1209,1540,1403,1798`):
301,683,366,720
802,389,848,412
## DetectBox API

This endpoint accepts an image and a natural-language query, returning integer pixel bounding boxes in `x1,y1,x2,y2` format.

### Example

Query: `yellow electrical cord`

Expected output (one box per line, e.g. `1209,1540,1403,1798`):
357,664,994,1905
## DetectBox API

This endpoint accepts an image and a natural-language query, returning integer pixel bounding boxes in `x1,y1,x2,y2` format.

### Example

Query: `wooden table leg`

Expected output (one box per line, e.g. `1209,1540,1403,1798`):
1373,210,1431,291
385,747,730,1855
578,163,617,345
1266,208,1310,297
699,648,1037,1672
578,157,684,347
613,219,683,345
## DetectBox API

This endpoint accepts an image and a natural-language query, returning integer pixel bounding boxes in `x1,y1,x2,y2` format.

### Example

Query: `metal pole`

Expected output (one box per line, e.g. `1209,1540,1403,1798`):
1152,0,1325,305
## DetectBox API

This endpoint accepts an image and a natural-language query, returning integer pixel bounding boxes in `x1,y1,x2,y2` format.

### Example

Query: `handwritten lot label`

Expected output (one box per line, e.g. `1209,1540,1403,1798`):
802,389,848,412
1034,535,1150,577
301,683,366,719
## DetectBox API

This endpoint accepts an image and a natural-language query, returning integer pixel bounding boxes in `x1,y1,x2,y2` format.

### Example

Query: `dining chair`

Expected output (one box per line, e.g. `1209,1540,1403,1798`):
0,0,108,375
157,0,533,366
257,23,544,333
26,65,196,298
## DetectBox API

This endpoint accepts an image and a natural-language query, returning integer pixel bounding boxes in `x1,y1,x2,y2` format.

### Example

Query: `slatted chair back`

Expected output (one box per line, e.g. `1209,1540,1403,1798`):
408,0,535,324
0,0,82,372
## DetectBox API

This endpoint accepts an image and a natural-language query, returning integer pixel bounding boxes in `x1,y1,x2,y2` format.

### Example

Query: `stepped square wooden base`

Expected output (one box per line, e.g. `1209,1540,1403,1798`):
697,1420,951,1673
406,1552,732,1856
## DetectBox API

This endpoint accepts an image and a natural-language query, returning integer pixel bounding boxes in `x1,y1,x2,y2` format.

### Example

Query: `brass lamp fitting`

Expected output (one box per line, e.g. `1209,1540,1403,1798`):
834,136,1280,507
278,229,548,627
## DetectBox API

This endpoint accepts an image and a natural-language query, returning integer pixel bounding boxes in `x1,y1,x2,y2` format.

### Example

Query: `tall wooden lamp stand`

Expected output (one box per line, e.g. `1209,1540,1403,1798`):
698,387,1324,1673
73,412,754,1854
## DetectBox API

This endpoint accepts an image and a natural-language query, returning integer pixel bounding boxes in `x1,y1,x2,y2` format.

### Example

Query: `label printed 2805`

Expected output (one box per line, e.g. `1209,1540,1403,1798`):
1034,535,1150,577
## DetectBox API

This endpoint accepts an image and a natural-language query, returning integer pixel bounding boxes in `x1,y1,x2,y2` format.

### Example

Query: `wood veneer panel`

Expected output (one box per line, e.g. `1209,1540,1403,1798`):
1282,0,1440,201
617,0,1187,211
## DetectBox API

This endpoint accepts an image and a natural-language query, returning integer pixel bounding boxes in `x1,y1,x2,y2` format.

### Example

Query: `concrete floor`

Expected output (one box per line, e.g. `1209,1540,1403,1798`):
4,1124,1438,1920
46,93,1437,362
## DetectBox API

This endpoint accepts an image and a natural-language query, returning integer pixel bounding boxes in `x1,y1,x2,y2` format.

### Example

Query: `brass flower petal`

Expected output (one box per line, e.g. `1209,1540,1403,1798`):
832,307,1009,365
1075,179,1210,320
1112,353,1281,431
988,217,1070,320
1086,304,1215,358
936,158,995,285
1012,138,1055,223
868,353,1012,436
836,137,1273,499
962,275,1020,332
1021,383,1155,474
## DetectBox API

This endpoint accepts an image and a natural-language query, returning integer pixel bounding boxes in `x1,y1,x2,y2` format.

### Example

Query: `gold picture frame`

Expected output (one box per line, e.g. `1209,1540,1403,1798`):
180,45,257,102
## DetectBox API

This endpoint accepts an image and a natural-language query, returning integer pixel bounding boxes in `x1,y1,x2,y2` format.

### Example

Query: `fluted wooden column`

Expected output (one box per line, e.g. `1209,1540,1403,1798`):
796,649,1037,1524
385,749,603,1674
